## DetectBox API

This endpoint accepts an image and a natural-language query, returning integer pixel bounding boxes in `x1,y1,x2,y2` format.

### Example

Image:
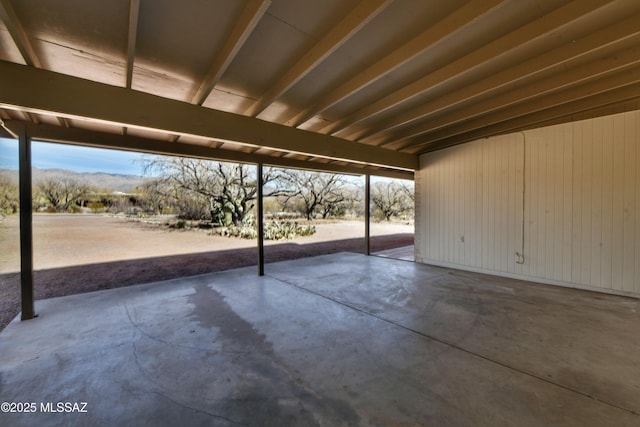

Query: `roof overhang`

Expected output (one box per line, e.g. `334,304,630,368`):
1,0,639,174
0,60,416,177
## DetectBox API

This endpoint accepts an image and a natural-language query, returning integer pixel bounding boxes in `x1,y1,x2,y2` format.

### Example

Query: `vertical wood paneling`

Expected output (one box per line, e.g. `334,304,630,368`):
538,132,547,278
591,118,603,287
476,141,483,267
448,150,456,262
487,139,496,271
457,147,464,265
437,151,444,262
415,109,640,296
426,153,436,260
562,124,573,283
571,121,583,284
553,126,563,281
533,131,544,278
545,128,556,280
542,129,553,279
414,157,424,262
426,153,434,260
612,114,625,291
553,126,565,281
463,144,471,265
635,110,640,294
507,136,517,274
482,141,491,270
601,116,614,289
499,137,509,273
438,153,445,262
624,112,637,293
493,139,501,272
515,136,525,276
493,138,503,271
446,151,454,261
581,120,593,285
523,134,533,277
578,122,593,285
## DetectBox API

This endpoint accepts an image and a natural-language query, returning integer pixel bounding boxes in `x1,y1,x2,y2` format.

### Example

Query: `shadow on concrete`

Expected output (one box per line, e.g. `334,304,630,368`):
0,233,413,331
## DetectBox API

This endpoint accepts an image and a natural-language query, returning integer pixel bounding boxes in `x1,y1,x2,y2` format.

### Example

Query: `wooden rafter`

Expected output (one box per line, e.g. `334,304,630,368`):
0,0,40,67
190,0,271,106
0,0,72,129
404,81,640,153
323,0,617,137
286,0,506,128
368,11,640,146
245,0,392,117
383,43,640,146
0,61,416,170
126,0,140,89
3,121,413,179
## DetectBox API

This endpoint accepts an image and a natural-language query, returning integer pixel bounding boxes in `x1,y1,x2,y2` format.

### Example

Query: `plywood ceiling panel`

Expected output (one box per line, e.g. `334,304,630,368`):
0,0,638,175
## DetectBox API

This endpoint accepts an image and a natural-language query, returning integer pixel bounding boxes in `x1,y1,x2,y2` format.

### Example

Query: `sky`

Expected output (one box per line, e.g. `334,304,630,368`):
0,137,412,184
0,138,148,175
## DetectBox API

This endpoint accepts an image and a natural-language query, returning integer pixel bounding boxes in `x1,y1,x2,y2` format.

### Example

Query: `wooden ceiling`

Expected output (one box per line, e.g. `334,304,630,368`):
1,0,639,177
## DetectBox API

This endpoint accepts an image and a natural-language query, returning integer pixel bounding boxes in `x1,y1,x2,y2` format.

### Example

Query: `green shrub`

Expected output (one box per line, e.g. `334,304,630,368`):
88,202,106,213
174,220,186,229
264,220,315,240
217,225,257,239
217,220,315,240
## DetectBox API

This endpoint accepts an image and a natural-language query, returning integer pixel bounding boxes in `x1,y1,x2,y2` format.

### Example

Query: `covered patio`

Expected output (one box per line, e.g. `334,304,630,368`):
1,253,639,426
2,1,640,425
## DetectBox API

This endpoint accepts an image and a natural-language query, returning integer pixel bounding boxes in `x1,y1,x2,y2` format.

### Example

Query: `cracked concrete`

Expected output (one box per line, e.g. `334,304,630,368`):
1,253,639,426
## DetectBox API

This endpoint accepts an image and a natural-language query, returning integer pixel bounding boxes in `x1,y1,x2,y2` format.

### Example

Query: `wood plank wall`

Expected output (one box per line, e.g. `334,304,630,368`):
415,110,640,296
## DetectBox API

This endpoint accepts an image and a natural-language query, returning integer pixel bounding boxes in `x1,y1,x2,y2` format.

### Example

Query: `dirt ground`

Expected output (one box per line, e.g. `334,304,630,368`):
0,214,413,330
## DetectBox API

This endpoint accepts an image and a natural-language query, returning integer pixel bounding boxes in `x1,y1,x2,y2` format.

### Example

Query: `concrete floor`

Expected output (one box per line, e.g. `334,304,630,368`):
373,245,414,261
1,253,639,426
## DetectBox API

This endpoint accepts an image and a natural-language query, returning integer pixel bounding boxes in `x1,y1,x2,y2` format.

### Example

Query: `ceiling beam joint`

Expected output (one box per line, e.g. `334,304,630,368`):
191,0,272,106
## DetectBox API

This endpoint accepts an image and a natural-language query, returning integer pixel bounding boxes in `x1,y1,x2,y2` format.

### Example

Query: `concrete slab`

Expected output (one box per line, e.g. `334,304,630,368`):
1,253,639,426
372,245,414,261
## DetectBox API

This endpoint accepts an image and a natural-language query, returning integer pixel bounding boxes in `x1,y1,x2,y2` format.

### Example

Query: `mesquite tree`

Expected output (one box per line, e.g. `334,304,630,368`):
141,157,277,225
272,169,350,220
370,180,413,221
37,177,89,212
0,173,18,215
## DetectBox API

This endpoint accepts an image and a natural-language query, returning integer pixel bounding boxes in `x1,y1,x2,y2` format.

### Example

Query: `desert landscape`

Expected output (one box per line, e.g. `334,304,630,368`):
0,214,413,330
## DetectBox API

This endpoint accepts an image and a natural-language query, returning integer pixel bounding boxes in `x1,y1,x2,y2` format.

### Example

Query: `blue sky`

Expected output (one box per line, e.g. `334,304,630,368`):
0,138,412,183
0,138,147,175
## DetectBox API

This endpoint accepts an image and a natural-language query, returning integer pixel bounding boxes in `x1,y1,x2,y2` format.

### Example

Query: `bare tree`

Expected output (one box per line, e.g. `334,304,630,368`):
37,177,89,212
0,173,19,215
401,181,415,203
273,169,350,220
136,179,177,215
142,157,277,225
370,180,413,221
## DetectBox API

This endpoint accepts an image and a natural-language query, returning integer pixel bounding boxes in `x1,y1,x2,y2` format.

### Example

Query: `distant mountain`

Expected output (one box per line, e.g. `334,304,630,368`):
0,168,148,192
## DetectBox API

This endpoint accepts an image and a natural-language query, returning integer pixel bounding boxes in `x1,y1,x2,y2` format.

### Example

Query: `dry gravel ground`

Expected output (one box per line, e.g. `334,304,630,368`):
0,214,413,330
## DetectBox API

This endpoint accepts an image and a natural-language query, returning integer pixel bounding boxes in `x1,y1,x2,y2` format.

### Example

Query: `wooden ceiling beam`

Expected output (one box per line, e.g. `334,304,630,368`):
126,0,140,89
0,61,416,170
190,0,271,106
383,43,640,146
122,0,140,136
405,82,640,154
245,0,392,117
0,0,40,67
286,0,505,128
324,0,619,137
363,11,640,146
0,0,70,129
400,67,640,150
2,121,413,180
